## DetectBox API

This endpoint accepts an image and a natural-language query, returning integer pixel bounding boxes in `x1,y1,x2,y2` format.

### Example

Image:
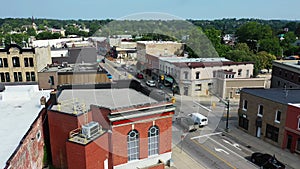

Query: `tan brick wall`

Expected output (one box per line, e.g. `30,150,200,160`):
0,47,37,83
239,92,287,147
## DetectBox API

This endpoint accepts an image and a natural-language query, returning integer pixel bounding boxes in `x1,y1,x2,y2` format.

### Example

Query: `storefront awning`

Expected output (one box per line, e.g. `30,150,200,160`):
165,77,173,83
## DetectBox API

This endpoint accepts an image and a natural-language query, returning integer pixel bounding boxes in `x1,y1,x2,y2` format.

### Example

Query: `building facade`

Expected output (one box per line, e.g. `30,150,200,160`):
238,88,300,150
0,44,37,84
283,103,300,153
271,60,300,89
47,81,175,169
136,41,184,71
38,63,110,89
1,85,50,169
157,57,267,99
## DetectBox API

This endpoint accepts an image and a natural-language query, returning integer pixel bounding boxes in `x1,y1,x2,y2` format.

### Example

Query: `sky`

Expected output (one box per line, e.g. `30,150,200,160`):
1,0,300,20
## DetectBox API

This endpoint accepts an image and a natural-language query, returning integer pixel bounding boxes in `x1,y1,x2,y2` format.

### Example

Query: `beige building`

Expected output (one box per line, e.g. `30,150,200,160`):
38,63,110,89
157,57,268,99
136,41,184,71
0,44,37,84
35,46,52,72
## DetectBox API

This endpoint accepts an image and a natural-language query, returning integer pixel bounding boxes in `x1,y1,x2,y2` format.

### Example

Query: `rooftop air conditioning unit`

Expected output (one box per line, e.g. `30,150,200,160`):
82,121,100,139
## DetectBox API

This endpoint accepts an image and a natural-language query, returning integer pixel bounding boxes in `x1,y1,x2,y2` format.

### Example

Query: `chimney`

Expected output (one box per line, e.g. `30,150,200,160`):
40,96,46,105
50,90,58,105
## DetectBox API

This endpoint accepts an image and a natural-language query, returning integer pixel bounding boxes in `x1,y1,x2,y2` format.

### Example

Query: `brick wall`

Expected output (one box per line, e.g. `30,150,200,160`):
110,116,173,167
48,110,93,169
5,109,46,169
239,92,287,148
66,133,109,169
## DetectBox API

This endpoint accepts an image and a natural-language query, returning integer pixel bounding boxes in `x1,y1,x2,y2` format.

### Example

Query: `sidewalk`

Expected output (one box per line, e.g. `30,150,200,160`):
223,125,300,169
171,144,206,169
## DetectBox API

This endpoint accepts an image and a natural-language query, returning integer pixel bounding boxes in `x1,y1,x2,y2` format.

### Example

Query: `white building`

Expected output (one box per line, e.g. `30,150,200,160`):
157,57,268,99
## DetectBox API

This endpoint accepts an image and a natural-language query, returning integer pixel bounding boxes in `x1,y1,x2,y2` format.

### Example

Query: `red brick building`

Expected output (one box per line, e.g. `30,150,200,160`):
1,85,51,169
47,80,175,169
283,104,300,153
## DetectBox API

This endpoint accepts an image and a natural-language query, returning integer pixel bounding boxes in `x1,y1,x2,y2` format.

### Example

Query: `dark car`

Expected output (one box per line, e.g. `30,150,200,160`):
251,152,285,169
136,73,144,79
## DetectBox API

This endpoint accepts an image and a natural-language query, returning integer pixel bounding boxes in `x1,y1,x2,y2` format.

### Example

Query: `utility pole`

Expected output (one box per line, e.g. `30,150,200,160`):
225,99,230,131
209,89,230,132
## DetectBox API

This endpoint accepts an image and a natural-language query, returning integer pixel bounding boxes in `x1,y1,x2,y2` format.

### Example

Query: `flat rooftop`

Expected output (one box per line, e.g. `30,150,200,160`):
52,88,158,114
159,57,229,63
273,60,300,70
39,63,107,73
0,85,51,168
137,41,182,44
242,88,300,105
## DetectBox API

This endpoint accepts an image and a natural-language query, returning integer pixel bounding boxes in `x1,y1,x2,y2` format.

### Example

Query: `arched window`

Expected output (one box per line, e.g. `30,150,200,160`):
127,130,139,161
148,125,159,156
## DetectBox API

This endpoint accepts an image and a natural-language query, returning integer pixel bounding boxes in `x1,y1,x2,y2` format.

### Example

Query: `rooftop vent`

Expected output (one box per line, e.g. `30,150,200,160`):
81,121,101,139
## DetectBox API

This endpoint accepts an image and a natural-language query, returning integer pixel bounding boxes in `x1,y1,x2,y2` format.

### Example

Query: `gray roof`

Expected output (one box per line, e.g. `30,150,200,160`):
241,88,300,104
51,88,158,114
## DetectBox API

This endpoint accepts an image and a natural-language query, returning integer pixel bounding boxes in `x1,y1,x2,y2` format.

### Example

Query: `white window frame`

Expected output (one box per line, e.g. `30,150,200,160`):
275,110,281,123
298,118,300,130
148,126,159,156
257,105,263,117
127,130,139,161
243,100,248,111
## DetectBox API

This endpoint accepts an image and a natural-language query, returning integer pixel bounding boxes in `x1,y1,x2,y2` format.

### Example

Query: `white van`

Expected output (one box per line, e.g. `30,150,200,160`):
188,113,208,127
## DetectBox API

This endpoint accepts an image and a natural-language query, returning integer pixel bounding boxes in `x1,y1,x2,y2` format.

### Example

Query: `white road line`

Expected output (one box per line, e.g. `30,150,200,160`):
190,132,222,140
193,101,212,112
215,147,230,155
208,137,248,161
222,139,242,151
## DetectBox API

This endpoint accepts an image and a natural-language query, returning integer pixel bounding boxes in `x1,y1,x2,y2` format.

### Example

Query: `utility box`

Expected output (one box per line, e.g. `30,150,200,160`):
81,121,100,139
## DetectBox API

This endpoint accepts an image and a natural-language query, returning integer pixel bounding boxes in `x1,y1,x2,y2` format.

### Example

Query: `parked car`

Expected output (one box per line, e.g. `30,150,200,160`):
251,152,285,169
136,73,144,79
106,73,112,79
146,80,156,87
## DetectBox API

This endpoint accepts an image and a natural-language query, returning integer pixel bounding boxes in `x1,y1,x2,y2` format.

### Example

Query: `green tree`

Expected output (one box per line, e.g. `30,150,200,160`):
235,22,273,51
65,25,80,36
1,23,12,34
235,43,250,52
26,28,37,36
258,38,281,56
255,51,276,71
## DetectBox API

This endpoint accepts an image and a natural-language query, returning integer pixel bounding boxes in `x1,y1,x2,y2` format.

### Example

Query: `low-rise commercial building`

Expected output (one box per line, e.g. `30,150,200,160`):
271,60,300,89
0,44,37,84
38,63,110,89
238,88,300,150
156,57,268,99
283,103,300,153
1,85,50,169
47,80,175,169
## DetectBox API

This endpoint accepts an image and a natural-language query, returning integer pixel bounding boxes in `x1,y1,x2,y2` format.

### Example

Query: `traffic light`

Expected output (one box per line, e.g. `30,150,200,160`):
160,75,164,81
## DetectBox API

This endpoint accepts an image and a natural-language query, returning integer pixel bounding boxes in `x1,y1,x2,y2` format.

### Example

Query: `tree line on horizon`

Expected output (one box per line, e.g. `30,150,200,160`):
1,18,300,76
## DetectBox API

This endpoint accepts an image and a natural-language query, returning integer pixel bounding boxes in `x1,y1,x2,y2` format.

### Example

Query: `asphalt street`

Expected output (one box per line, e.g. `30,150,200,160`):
101,57,299,169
